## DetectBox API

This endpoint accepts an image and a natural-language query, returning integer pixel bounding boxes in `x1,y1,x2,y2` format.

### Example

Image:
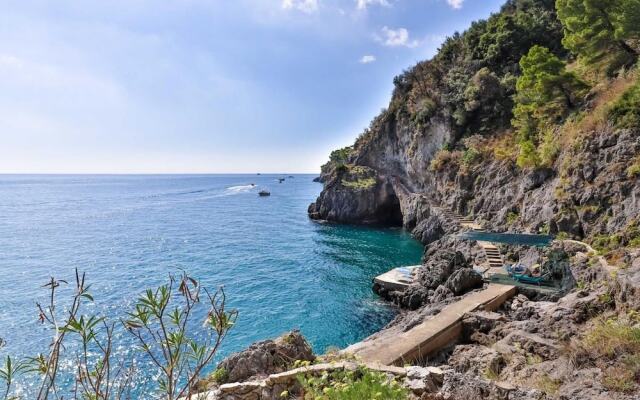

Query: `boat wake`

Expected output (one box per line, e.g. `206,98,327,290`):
224,184,256,195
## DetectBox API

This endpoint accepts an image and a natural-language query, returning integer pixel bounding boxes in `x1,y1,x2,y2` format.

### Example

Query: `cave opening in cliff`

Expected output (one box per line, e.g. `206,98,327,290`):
378,194,404,227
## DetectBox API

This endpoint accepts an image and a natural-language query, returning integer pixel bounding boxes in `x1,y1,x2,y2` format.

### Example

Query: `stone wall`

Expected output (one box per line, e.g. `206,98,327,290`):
191,362,443,400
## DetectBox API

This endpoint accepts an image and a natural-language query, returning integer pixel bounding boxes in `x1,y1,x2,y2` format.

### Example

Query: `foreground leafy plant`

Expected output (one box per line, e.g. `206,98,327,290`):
124,273,237,399
0,356,29,400
0,270,236,400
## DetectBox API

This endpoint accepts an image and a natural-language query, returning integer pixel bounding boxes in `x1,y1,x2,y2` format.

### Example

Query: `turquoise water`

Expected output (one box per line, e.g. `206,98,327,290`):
0,174,423,396
458,231,554,247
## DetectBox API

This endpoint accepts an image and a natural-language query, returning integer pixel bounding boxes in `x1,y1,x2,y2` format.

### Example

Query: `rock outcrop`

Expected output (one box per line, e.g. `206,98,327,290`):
308,165,402,225
211,331,314,385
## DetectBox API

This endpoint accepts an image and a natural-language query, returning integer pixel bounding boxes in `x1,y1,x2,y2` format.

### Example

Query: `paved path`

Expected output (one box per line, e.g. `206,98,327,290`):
347,284,516,366
562,239,615,274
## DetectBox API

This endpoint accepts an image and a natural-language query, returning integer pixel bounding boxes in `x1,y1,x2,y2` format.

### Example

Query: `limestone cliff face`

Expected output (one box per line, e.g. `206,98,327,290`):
310,107,640,245
308,110,456,230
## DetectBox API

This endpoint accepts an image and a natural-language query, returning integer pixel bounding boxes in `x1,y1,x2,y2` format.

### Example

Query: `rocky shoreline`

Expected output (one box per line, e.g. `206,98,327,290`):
193,231,640,399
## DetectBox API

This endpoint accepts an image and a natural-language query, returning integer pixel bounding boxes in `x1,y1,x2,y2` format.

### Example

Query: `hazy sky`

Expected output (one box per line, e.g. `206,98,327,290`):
0,0,504,173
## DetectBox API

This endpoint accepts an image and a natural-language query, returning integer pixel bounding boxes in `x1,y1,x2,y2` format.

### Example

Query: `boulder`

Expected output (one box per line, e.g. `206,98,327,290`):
444,268,484,295
412,214,446,245
403,366,444,395
521,168,554,191
215,331,314,384
462,311,506,342
417,249,469,290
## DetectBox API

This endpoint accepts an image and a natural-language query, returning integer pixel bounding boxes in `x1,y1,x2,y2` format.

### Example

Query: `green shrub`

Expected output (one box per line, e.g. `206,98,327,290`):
506,211,519,225
298,366,408,400
627,157,640,178
341,178,376,190
461,147,481,167
210,367,229,384
539,130,560,166
412,98,437,126
517,140,540,169
591,220,640,251
430,149,460,171
578,317,640,383
609,82,640,128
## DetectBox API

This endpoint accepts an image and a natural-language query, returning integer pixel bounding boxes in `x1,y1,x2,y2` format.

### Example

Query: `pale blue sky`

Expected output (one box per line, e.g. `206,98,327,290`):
0,0,504,173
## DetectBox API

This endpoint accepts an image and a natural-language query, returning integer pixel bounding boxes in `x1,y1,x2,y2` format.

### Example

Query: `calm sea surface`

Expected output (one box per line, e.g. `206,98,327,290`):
0,174,423,396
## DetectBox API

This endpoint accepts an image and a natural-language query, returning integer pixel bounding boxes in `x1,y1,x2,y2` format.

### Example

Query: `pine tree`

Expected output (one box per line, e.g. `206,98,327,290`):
617,0,640,40
512,45,588,167
556,0,639,66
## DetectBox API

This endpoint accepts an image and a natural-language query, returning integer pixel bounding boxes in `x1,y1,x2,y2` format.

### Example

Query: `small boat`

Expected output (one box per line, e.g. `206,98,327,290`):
288,175,294,178
278,178,285,183
258,190,271,197
504,264,553,286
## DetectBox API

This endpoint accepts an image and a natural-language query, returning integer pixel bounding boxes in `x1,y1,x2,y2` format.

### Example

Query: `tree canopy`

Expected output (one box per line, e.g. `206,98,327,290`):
512,45,588,167
556,0,639,68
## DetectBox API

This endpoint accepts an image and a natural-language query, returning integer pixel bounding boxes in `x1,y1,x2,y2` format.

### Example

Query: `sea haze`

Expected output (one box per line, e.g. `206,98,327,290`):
0,174,423,396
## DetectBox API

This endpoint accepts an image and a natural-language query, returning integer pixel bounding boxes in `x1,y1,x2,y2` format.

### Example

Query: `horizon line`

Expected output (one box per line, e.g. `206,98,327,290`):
0,172,320,175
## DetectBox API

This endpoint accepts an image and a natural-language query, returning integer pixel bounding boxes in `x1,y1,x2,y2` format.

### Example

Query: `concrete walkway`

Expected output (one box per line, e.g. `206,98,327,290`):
347,284,516,366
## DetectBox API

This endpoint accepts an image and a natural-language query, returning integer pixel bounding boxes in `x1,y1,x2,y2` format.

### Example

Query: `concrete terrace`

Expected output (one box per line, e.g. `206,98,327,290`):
373,265,420,292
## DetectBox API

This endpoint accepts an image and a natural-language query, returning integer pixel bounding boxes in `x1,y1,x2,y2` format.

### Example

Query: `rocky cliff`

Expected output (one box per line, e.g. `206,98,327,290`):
304,0,640,398
309,0,640,253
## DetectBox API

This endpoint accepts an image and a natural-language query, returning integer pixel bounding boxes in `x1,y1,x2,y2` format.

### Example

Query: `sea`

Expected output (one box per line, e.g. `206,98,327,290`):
0,174,423,397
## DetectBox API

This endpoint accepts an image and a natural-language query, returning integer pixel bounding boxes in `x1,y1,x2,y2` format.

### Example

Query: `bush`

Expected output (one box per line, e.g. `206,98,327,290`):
298,366,409,400
517,140,540,169
506,211,519,225
539,130,560,166
584,317,640,355
461,147,481,168
430,149,460,171
340,165,377,190
211,367,229,384
411,98,437,126
609,82,640,128
569,315,640,393
591,220,640,252
341,177,376,190
628,161,640,178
